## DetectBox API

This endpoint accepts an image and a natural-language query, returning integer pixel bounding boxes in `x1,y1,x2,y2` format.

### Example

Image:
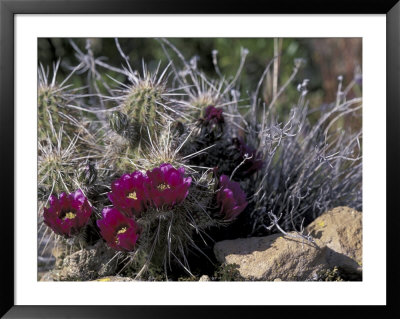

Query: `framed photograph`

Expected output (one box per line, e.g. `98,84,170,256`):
1,0,399,318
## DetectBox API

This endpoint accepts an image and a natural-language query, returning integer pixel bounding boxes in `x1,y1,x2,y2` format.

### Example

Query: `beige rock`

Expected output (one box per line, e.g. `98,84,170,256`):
214,234,328,281
213,206,362,281
306,206,362,272
199,275,211,282
51,240,119,281
52,244,68,268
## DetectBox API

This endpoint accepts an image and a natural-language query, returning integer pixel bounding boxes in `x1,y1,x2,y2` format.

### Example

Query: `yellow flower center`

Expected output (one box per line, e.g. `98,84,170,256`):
62,212,76,220
157,183,170,191
127,192,137,200
115,227,128,244
117,227,128,235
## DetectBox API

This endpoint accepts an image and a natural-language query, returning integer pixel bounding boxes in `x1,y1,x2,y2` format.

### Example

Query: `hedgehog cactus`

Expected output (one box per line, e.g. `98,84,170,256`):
105,65,181,173
100,163,220,273
121,85,164,148
37,85,63,141
37,62,84,147
38,133,79,195
109,66,172,151
122,77,165,131
191,92,219,115
38,39,362,281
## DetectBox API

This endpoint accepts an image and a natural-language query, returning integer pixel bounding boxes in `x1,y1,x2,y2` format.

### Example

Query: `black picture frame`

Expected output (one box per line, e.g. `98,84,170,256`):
1,0,399,318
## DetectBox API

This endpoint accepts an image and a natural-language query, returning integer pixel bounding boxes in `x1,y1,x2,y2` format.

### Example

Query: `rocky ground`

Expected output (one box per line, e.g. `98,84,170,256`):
39,206,362,282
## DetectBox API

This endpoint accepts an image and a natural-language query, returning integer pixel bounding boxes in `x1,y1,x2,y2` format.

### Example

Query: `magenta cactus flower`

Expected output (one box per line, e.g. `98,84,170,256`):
107,171,150,217
146,163,192,208
43,189,92,237
217,175,248,221
97,207,140,252
203,105,224,125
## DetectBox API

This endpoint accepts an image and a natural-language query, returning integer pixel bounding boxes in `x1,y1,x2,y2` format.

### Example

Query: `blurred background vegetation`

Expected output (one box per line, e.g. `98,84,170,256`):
38,38,362,124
